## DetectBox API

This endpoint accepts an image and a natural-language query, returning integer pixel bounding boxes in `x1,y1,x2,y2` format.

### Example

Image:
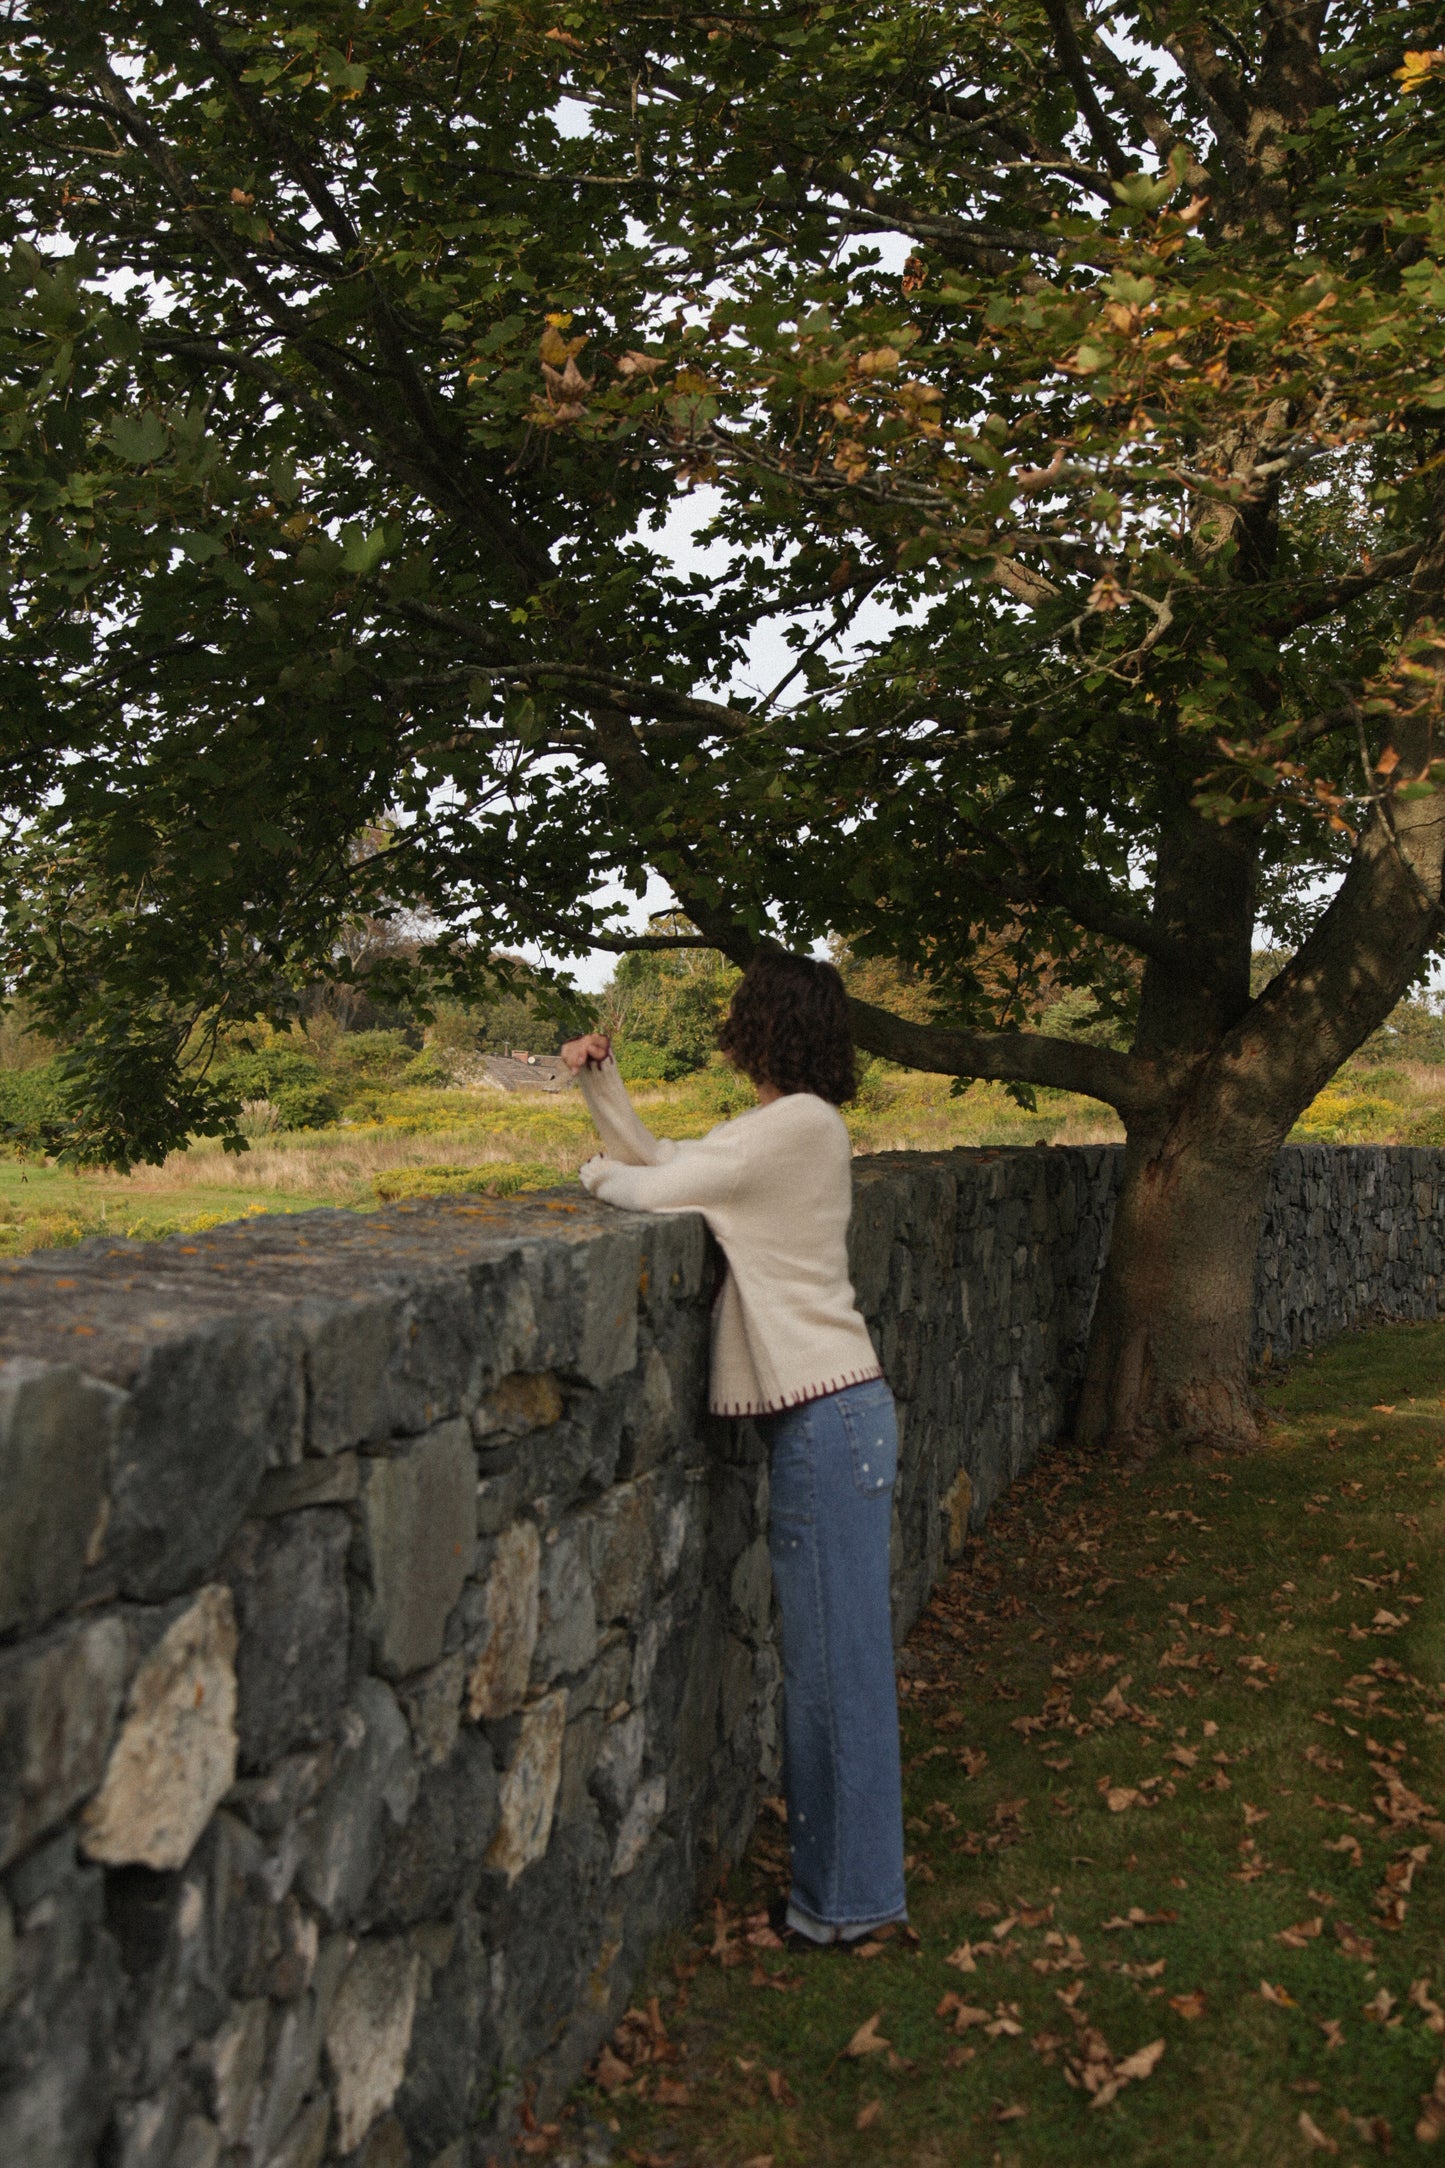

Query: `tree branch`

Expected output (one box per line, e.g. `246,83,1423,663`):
1039,0,1132,180
1258,542,1426,635
842,995,1163,1113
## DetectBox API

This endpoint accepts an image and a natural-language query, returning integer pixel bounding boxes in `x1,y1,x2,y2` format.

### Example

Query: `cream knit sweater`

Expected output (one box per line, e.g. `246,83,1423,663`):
576,1058,881,1417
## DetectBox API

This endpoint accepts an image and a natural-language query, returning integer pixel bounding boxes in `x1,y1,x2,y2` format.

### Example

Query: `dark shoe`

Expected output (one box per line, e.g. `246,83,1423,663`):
766,1895,836,1954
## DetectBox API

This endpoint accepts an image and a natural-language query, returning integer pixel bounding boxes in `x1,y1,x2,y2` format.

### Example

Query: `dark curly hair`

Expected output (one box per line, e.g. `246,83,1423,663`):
717,950,857,1104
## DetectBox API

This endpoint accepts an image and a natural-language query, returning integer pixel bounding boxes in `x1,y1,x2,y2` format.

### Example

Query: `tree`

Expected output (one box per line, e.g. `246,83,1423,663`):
601,918,739,1077
2,2,1444,1452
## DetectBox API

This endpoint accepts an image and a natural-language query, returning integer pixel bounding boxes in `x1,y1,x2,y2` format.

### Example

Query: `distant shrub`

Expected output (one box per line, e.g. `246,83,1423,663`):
326,1029,418,1085
1295,1088,1397,1141
214,1047,339,1130
400,1048,454,1088
0,1061,73,1155
683,1061,756,1119
273,1080,341,1131
615,1040,690,1083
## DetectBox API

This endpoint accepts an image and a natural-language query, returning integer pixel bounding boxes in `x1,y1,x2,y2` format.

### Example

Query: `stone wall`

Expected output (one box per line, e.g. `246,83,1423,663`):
1,1143,1441,2168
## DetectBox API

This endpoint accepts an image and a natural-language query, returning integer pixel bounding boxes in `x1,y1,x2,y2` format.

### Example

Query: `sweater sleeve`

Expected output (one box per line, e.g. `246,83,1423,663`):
576,1057,679,1167
578,1126,742,1214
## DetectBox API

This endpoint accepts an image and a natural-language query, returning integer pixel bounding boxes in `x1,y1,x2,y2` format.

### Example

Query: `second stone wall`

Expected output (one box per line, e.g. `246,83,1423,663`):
1,1142,1441,2168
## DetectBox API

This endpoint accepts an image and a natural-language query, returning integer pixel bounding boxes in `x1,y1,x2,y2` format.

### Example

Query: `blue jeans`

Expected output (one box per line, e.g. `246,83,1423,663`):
760,1376,908,1941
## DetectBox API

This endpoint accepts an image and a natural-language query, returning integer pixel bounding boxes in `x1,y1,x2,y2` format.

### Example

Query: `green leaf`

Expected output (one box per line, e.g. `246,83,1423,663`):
340,524,390,575
105,411,168,465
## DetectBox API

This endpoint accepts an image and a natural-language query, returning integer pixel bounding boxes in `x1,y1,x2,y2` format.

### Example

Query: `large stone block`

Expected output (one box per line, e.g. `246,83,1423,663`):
0,1358,123,1637
362,1422,476,1678
301,1295,401,1453
81,1586,238,1872
224,1510,350,1772
590,1709,643,1820
362,1732,499,1929
0,1615,128,1868
300,1678,417,1926
465,1522,539,1721
325,1934,423,2155
487,1689,567,1885
250,1931,348,2160
107,1318,303,1601
197,1995,268,2147
0,1850,117,2168
617,1347,677,1477
612,1774,666,1879
473,1371,564,1438
590,1483,654,1625
399,1651,465,1768
569,1229,641,1386
263,2096,330,2168
392,1914,492,2161
533,1521,598,1681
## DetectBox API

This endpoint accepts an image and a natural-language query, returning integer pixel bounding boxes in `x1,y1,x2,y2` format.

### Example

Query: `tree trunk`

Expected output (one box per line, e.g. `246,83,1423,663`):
1075,1107,1273,1458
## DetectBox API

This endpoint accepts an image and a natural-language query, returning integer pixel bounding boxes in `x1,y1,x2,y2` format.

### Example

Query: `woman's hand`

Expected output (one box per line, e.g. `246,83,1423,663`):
559,1032,612,1074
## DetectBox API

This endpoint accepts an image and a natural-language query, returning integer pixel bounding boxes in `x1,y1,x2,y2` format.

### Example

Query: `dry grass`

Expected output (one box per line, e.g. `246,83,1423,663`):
113,1119,587,1198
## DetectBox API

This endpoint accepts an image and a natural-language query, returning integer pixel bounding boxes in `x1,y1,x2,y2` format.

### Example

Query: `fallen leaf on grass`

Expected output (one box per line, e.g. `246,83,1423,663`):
1417,2063,1445,2143
845,2012,890,2058
1101,1907,1178,1931
765,2068,794,2105
1374,1770,1442,1829
1375,1843,1431,1928
740,2157,774,2168
855,2100,882,2130
593,2047,632,2093
1364,1987,1398,2022
994,2103,1028,2122
1278,1917,1325,1948
1319,2018,1346,2051
1333,1922,1376,1962
1324,1833,1364,1868
652,2077,692,2107
1168,1990,1207,2019
936,1992,992,2033
944,1942,981,1973
1298,2110,1340,2154
1411,1980,1445,2035
1260,1980,1297,2006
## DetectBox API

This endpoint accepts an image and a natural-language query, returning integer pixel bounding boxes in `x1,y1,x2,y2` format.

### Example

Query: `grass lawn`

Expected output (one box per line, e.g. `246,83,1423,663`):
557,1321,1445,2168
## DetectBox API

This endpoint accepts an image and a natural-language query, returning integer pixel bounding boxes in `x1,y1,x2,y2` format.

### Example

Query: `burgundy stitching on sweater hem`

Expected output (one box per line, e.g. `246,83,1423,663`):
710,1365,884,1419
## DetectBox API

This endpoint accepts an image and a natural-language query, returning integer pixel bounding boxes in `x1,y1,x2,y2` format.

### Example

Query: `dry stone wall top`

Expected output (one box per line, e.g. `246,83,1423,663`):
0,1143,1440,2168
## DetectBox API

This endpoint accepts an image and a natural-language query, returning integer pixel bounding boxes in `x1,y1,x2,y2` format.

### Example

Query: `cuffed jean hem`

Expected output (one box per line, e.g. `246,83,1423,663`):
785,1899,910,1946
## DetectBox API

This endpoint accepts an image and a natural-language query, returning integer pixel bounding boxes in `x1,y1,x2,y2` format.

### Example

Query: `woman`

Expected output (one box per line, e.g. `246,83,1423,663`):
560,950,906,1950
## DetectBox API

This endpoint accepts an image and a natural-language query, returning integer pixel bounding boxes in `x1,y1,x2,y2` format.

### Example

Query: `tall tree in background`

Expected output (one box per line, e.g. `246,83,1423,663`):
2,1,1444,1452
